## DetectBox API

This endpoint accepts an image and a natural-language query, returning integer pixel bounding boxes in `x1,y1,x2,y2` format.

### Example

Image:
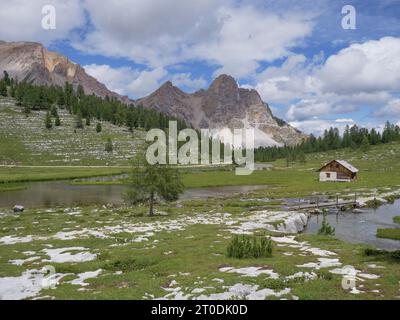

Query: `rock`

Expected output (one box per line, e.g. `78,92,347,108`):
276,213,309,233
13,205,24,213
137,74,307,147
352,208,364,214
0,41,130,104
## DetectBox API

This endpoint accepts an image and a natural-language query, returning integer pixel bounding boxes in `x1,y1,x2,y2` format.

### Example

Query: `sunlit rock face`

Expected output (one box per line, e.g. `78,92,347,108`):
0,41,130,104
138,74,307,147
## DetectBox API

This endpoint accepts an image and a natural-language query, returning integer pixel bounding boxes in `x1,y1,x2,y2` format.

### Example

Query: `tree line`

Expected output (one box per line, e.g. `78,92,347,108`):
0,70,188,133
254,122,400,164
2,70,399,165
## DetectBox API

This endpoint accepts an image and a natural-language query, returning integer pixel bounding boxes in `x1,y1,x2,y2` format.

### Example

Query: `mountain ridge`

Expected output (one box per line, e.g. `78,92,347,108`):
0,40,307,146
138,74,307,146
0,41,131,104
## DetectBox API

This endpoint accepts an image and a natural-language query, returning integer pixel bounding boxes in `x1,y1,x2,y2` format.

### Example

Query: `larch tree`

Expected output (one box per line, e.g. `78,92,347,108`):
125,144,184,216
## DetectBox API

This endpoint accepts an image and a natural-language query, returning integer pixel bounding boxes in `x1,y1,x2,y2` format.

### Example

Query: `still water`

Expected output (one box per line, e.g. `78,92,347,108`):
0,181,268,208
305,200,400,250
1,181,399,249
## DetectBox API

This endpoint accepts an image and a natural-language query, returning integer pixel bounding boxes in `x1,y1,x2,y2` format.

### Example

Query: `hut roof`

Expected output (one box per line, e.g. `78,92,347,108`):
317,160,359,173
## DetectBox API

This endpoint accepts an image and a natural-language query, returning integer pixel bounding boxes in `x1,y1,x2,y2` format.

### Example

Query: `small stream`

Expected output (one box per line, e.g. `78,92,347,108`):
305,200,400,250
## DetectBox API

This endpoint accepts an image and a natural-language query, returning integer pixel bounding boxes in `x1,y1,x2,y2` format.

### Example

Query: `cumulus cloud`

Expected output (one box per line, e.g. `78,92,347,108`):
318,37,400,94
252,53,322,103
245,37,400,129
73,0,314,78
286,98,358,122
189,6,314,78
127,68,168,98
286,99,331,122
372,98,400,118
289,118,355,136
84,64,139,96
0,0,85,44
84,64,167,98
170,73,207,92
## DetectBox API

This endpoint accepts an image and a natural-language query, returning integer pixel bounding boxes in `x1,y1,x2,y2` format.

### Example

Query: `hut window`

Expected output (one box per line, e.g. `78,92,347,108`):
326,173,331,178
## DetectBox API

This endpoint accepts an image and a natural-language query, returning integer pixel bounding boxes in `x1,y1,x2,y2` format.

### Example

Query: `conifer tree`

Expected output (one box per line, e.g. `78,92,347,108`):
125,145,185,216
51,105,58,117
45,111,52,129
75,110,83,129
0,80,7,96
55,114,61,126
105,138,113,153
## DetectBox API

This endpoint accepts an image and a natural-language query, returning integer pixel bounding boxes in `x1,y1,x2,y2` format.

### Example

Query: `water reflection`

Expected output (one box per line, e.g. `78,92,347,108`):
0,182,268,208
305,200,400,250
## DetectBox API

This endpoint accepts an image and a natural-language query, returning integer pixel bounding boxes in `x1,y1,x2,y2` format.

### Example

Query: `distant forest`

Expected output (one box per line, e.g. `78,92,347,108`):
1,70,400,165
254,122,400,164
0,70,188,132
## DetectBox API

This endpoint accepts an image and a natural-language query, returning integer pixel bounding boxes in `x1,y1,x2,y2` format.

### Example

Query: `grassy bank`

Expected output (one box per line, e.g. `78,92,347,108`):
377,228,400,241
0,167,130,183
0,182,26,192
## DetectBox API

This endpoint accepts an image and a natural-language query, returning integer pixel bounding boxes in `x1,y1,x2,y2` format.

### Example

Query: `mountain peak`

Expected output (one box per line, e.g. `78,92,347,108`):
209,74,238,91
0,40,130,104
155,80,186,97
139,73,307,147
160,80,174,88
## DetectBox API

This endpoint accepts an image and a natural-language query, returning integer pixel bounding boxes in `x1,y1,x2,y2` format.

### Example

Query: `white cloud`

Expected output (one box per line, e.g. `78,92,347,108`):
247,37,400,124
0,0,85,44
170,73,207,92
372,98,400,118
286,99,331,121
286,98,358,122
84,64,208,98
74,0,314,78
318,37,400,94
84,64,166,98
289,118,355,136
189,6,314,78
84,64,139,96
335,118,355,123
127,67,168,98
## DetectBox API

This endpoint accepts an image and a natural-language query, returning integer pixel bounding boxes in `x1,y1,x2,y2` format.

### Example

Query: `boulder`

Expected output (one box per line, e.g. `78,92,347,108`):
13,205,24,213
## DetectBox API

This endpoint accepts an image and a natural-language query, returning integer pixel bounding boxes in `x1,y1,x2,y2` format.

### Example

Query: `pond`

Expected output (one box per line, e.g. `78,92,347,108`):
305,199,400,250
0,181,268,209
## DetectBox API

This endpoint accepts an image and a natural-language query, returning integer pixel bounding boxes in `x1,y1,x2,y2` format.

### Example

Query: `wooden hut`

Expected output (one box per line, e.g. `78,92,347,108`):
317,160,358,182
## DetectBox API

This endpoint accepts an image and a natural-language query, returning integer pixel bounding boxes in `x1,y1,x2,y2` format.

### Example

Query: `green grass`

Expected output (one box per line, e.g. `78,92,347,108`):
393,216,400,224
0,182,26,192
0,97,144,166
0,203,399,300
0,167,130,183
68,141,400,199
377,228,400,241
0,135,31,164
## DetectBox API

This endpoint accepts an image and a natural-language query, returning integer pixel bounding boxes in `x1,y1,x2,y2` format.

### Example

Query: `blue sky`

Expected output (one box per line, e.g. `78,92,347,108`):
1,0,399,135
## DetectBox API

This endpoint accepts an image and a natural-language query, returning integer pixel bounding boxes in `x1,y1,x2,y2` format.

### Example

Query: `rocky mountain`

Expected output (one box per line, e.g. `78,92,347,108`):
0,41,306,146
0,41,130,103
138,74,307,147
